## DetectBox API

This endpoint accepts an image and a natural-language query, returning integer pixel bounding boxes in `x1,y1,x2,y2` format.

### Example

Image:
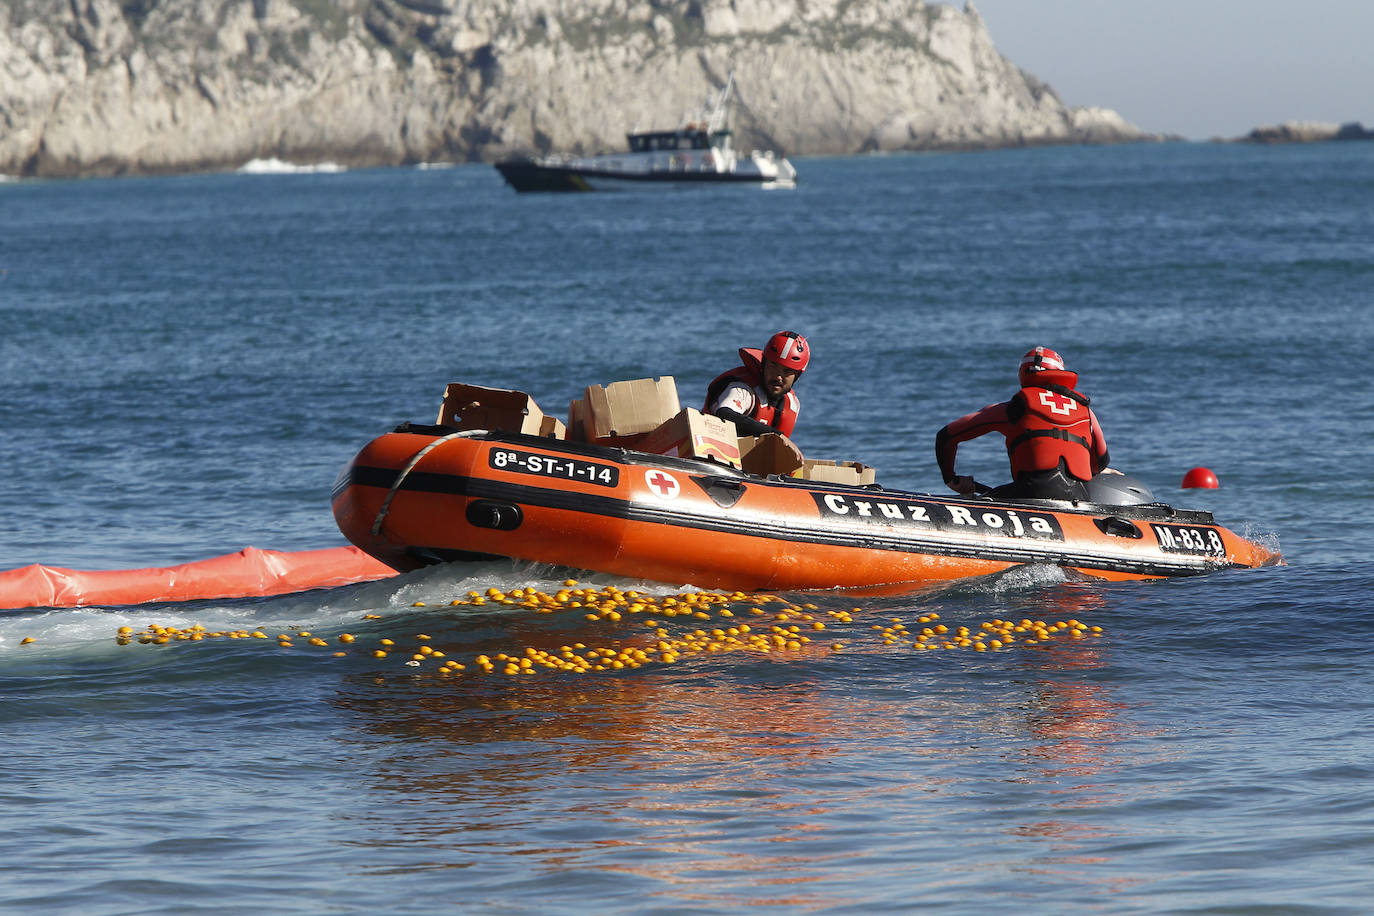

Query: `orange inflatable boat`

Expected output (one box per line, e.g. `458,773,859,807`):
332,425,1280,591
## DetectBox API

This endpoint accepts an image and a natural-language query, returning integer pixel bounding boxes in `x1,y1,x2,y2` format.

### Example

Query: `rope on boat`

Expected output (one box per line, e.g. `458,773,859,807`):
370,431,472,540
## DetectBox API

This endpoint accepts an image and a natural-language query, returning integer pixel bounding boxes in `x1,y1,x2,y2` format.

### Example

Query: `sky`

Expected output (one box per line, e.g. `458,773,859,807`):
963,1,1374,140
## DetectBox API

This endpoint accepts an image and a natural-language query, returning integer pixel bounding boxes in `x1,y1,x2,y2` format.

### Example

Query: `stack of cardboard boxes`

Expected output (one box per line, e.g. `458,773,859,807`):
436,378,875,485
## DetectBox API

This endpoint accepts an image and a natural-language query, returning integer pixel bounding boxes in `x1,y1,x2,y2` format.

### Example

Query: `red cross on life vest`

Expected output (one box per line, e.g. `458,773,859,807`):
646,470,680,498
1037,389,1078,417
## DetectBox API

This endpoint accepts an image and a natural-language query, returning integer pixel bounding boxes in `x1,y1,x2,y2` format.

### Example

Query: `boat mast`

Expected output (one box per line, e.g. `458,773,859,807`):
707,72,735,133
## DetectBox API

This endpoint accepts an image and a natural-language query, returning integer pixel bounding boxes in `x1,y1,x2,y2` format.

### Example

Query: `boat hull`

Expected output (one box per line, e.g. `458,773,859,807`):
332,428,1280,591
495,159,795,192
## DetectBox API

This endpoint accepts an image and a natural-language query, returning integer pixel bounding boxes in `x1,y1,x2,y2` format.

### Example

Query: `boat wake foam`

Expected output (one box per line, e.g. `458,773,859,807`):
237,158,345,175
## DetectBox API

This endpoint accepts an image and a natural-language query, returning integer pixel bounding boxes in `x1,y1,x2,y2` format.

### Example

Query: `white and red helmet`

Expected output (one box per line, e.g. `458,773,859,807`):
1019,346,1074,386
763,331,810,372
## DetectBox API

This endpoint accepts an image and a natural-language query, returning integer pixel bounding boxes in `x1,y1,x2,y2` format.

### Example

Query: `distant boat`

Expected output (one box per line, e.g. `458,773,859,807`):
494,74,797,192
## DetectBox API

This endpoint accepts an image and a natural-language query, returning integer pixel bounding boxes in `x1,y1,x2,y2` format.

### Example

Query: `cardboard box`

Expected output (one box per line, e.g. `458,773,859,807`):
568,397,650,448
793,459,877,486
539,416,567,440
437,383,548,434
639,409,742,467
738,433,806,477
567,399,589,442
583,377,680,440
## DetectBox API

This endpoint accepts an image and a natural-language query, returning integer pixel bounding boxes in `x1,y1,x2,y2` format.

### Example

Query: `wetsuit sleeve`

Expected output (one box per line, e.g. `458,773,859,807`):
935,402,1013,483
709,382,775,434
708,381,755,416
715,407,777,436
1089,409,1110,474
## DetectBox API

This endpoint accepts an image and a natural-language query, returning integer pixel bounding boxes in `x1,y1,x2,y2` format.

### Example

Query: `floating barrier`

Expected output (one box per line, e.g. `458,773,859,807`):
0,546,397,610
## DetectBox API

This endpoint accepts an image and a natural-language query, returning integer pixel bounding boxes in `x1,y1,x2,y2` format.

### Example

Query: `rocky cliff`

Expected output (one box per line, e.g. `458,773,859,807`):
1,0,1150,178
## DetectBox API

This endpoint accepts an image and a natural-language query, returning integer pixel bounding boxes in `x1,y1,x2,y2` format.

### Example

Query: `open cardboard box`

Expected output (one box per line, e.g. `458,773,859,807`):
640,408,742,467
573,376,681,446
437,383,564,439
738,433,806,477
793,459,877,486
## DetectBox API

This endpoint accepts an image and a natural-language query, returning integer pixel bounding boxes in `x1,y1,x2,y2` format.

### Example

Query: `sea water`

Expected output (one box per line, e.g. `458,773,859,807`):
1,141,1372,913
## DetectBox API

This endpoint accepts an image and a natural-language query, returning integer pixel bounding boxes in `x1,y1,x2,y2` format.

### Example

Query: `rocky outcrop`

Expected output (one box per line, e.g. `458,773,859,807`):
1239,121,1373,144
1,0,1152,178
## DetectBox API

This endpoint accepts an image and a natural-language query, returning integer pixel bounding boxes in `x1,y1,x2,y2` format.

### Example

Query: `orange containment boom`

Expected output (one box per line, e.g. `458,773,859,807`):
0,546,397,610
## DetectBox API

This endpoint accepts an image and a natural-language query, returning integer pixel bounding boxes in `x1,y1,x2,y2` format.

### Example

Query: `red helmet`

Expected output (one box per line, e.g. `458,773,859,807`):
1018,346,1068,386
763,331,810,372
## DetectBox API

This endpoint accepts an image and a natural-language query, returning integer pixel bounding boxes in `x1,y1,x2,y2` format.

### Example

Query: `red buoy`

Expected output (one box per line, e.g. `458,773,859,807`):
1181,467,1219,489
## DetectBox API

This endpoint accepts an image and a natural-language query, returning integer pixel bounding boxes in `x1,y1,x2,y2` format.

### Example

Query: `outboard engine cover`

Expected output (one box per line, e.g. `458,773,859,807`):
1085,472,1156,506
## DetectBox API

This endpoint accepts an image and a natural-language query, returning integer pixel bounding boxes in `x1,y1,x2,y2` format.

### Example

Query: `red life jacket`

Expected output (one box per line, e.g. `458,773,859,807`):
703,348,801,437
1006,382,1094,481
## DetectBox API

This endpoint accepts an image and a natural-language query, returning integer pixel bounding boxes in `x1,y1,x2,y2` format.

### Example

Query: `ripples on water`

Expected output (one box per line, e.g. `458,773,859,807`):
3,142,1373,913
6,560,1371,912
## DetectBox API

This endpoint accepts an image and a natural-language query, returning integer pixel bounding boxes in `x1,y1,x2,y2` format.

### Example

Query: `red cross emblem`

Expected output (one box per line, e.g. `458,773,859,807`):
645,470,680,499
1038,390,1077,417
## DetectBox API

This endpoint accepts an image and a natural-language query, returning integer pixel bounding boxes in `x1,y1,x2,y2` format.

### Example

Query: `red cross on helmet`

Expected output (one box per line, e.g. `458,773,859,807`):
1019,346,1067,386
763,331,810,372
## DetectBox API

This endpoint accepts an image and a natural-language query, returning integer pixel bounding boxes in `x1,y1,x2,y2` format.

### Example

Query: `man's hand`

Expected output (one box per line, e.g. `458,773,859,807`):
947,475,978,495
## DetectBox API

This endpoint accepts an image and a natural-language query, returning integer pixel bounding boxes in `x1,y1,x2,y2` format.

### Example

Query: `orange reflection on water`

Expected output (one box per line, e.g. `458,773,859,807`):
334,657,969,910
328,580,1159,906
995,582,1161,896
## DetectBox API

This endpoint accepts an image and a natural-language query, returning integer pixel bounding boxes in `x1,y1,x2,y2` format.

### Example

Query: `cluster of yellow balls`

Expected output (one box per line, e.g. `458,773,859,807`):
114,623,348,653
97,579,1101,673
877,615,1102,651
420,582,830,674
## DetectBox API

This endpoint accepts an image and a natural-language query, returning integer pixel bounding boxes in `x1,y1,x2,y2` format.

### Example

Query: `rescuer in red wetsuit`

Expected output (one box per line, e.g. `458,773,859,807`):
704,331,809,438
936,346,1110,501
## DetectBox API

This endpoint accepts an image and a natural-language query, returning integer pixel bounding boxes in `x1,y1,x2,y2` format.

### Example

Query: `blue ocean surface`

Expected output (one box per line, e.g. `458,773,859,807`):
2,141,1372,913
